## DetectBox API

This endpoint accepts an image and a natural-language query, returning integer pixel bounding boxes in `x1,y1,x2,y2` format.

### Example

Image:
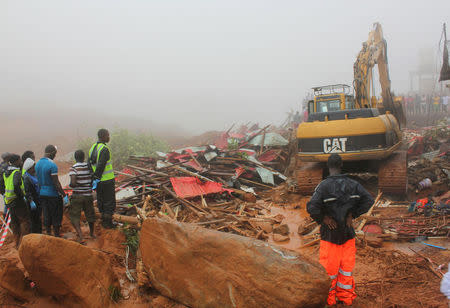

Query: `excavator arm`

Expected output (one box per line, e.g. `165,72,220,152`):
353,23,406,126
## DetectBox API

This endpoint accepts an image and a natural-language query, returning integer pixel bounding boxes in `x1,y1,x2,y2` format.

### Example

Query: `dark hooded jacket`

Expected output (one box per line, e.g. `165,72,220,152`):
307,174,374,245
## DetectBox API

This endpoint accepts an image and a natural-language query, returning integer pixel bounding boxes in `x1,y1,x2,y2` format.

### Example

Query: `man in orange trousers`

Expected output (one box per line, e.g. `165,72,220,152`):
307,154,374,306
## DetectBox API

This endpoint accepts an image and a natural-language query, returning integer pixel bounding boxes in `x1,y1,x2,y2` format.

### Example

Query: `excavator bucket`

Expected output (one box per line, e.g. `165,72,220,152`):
439,41,450,81
439,23,450,82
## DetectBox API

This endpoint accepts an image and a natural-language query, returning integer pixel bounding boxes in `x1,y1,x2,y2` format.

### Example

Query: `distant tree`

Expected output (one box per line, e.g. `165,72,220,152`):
77,128,169,168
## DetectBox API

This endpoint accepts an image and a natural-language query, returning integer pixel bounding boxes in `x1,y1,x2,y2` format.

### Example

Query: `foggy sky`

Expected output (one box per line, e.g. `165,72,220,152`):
1,0,449,134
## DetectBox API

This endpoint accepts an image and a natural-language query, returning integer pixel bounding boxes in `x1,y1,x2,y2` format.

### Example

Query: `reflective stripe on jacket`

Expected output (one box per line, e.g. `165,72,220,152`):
3,169,25,204
89,143,114,182
307,174,374,245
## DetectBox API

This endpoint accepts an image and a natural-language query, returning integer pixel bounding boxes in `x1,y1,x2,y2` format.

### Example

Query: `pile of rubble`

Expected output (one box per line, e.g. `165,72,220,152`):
111,125,294,238
296,190,449,251
405,123,449,194
358,196,449,246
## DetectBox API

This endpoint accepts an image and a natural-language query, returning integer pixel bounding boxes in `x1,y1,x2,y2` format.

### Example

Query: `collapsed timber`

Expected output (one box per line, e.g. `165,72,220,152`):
112,126,293,238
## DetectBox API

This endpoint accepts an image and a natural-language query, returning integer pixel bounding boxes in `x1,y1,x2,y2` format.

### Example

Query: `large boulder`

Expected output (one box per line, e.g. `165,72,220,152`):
0,257,34,301
19,234,120,308
140,218,329,308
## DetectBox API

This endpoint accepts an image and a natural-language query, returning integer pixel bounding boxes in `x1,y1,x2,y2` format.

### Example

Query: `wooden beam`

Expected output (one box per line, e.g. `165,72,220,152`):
127,164,170,177
356,192,383,232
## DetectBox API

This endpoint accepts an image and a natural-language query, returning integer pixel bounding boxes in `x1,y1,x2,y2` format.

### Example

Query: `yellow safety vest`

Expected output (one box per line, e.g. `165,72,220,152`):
3,169,25,205
89,143,114,182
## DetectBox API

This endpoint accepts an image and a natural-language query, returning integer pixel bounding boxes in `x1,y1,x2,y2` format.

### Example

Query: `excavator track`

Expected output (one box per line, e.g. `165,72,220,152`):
295,160,323,195
378,151,407,195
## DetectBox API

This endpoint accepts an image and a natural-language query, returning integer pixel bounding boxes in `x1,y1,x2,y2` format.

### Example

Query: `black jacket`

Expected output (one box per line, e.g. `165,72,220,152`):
88,142,110,180
307,174,374,245
0,167,25,207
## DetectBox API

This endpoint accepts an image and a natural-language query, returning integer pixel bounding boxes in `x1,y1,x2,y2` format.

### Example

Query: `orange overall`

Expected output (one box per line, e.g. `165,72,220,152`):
319,238,357,306
307,173,374,306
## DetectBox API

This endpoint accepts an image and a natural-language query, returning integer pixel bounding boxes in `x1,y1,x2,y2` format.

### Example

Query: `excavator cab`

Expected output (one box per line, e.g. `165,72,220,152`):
309,84,355,115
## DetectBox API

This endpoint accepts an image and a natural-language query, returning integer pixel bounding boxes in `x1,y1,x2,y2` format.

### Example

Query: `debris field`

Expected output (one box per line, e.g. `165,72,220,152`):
0,123,449,308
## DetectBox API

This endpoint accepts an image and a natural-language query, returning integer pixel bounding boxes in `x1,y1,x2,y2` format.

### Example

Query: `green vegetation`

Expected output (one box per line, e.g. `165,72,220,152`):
108,285,122,302
227,138,249,159
121,224,140,255
77,128,170,168
227,138,240,151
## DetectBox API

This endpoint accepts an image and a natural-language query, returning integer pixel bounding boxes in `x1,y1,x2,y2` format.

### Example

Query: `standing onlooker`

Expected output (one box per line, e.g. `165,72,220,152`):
421,94,427,114
35,145,67,237
0,153,10,174
21,150,35,175
21,151,35,165
69,150,96,243
0,154,30,248
23,158,42,233
433,95,441,113
307,154,374,306
443,95,449,114
0,153,11,215
88,129,116,229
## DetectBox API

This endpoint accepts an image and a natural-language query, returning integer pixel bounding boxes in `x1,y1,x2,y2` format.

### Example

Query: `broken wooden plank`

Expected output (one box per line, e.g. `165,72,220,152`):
162,202,176,219
162,185,205,216
195,219,227,226
172,165,214,182
127,164,170,177
356,192,383,232
300,238,320,248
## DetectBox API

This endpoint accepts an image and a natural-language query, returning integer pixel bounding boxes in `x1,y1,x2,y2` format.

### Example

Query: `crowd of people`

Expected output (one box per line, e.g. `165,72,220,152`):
0,128,116,247
399,93,450,115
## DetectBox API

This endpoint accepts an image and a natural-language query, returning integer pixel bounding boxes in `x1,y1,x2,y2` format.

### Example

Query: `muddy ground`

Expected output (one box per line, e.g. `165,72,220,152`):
0,186,448,307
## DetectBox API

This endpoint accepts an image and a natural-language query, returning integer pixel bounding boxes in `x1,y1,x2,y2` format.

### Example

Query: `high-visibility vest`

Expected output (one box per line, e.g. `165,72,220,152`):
89,143,114,182
3,169,25,205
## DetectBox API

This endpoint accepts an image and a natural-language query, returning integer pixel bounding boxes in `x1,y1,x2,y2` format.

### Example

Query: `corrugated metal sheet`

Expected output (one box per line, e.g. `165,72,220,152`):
248,133,288,146
170,177,229,198
256,167,274,185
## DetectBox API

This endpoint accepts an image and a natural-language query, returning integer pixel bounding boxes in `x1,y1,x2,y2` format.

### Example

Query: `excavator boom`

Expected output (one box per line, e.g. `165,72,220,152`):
353,23,406,126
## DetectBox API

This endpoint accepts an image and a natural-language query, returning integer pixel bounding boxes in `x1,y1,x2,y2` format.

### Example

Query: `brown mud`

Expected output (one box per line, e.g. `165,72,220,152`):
0,185,448,307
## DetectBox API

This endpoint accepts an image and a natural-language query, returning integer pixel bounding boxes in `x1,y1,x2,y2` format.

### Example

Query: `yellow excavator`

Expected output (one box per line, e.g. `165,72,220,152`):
296,23,407,195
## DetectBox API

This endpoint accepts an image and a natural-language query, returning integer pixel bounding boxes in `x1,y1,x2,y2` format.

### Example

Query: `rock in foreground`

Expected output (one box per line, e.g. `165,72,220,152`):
140,218,329,308
0,257,34,301
19,234,119,308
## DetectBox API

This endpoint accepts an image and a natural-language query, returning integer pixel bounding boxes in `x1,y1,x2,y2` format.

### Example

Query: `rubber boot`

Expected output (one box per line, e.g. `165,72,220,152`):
54,226,61,237
88,222,96,239
103,214,115,229
101,213,109,229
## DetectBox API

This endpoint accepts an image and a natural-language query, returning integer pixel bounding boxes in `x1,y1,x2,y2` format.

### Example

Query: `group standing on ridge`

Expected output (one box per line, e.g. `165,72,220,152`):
0,129,116,246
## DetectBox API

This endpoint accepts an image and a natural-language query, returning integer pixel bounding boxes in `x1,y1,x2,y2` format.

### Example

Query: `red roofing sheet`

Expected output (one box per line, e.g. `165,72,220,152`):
170,177,229,198
258,149,280,162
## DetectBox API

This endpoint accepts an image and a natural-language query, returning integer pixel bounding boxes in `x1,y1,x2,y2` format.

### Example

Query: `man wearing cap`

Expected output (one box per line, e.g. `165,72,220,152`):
23,158,42,233
0,154,31,248
307,154,374,307
35,145,67,237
